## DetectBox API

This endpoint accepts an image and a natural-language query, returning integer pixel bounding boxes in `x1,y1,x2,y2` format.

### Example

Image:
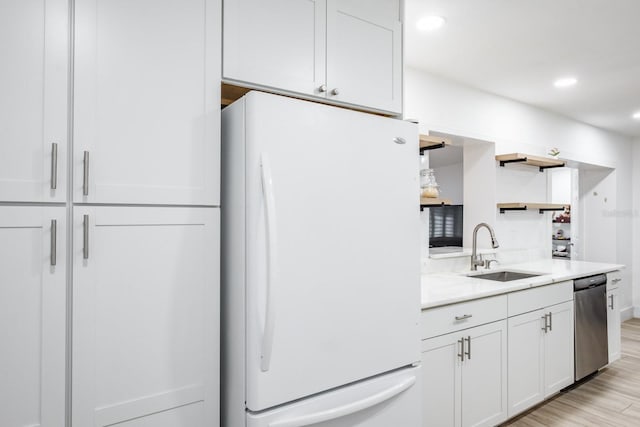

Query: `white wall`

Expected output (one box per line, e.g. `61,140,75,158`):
406,67,634,315
432,162,463,204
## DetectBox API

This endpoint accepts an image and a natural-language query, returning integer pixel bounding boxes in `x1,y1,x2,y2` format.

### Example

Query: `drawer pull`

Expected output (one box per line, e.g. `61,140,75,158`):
455,314,473,321
612,278,621,283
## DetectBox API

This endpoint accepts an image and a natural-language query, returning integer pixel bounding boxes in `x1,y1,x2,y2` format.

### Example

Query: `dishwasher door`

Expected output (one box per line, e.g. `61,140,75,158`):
574,284,608,381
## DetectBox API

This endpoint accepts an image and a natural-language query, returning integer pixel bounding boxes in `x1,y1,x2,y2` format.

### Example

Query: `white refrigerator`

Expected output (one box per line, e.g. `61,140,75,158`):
221,92,421,427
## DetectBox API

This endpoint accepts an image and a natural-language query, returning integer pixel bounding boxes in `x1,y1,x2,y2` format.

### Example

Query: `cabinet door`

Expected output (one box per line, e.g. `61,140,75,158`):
74,0,220,205
421,333,462,427
544,301,575,397
0,206,66,427
223,0,326,98
326,0,402,113
461,321,508,427
507,309,545,418
0,0,68,202
607,288,621,363
72,207,219,427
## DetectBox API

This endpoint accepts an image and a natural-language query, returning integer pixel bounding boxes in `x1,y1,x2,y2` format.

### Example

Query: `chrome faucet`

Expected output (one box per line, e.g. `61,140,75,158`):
471,223,499,271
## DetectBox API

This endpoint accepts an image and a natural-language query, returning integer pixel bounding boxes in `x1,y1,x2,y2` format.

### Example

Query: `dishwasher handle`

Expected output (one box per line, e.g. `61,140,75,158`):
574,273,607,291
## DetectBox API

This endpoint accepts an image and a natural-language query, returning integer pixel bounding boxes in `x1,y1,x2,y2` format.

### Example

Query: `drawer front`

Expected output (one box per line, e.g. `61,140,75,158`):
508,281,573,317
421,295,507,339
607,270,622,291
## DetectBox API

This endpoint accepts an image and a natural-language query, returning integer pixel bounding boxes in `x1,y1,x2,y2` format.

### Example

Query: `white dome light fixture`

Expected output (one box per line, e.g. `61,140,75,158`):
553,77,578,88
417,16,446,32
633,111,640,120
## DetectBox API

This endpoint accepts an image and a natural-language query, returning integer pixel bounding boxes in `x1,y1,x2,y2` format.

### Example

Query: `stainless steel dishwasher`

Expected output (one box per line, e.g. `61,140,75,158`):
574,273,608,381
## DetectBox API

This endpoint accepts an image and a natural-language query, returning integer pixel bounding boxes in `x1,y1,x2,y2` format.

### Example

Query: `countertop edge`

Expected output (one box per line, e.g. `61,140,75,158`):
421,261,624,310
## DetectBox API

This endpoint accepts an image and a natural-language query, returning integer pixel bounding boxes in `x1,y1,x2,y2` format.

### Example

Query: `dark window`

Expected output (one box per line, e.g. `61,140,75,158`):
429,205,463,247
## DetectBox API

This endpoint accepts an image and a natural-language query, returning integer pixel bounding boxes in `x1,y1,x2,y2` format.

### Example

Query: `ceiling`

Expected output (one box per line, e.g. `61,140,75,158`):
405,0,640,137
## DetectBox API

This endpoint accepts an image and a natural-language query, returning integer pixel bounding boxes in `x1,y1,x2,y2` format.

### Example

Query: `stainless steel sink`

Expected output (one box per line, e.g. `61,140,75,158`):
469,271,541,282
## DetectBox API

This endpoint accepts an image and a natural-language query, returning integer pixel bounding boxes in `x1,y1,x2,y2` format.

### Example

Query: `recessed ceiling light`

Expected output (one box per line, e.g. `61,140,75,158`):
633,111,640,120
417,16,446,32
553,77,578,88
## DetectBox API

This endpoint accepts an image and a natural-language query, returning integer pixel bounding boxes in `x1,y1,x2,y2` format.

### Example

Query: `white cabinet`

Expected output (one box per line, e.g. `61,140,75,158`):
223,0,402,114
507,300,574,418
326,0,402,113
607,271,622,363
421,320,508,427
223,0,326,98
0,0,68,203
72,206,219,427
0,206,66,427
74,0,221,205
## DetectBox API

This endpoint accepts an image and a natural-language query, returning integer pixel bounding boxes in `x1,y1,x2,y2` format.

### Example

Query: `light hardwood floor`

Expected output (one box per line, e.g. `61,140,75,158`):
503,318,640,426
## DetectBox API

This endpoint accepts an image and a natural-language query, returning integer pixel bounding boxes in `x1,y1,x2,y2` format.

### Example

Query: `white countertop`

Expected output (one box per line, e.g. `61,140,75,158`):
421,259,624,309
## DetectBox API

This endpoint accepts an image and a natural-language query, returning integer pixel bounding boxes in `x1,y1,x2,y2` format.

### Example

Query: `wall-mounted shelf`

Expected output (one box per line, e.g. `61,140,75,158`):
498,203,568,214
420,197,452,211
420,135,452,154
496,153,565,172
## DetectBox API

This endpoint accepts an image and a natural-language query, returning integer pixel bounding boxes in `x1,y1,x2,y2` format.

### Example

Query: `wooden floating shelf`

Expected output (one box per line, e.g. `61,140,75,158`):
498,203,569,214
420,135,452,154
420,197,452,211
496,153,565,172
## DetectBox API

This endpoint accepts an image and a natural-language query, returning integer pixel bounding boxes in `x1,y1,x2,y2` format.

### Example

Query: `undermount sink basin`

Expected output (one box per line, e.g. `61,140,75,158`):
469,271,541,282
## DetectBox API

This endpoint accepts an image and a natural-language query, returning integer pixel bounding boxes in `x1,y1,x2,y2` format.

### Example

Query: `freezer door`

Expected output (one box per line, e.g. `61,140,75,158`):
244,92,421,411
246,367,421,427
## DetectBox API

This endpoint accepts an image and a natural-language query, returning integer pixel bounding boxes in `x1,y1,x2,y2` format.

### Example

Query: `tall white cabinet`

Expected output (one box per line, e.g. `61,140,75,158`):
0,207,67,427
74,0,220,205
1,0,222,426
0,0,68,202
72,207,219,426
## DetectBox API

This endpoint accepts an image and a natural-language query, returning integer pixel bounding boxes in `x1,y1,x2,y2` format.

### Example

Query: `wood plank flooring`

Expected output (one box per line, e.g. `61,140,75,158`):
503,318,640,426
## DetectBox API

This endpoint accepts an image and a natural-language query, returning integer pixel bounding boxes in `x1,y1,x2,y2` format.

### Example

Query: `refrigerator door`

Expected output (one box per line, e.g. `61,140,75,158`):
246,367,421,427
243,92,420,411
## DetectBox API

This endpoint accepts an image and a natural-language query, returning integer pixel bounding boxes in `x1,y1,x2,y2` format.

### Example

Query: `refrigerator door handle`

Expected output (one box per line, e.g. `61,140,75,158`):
268,376,416,427
260,155,278,372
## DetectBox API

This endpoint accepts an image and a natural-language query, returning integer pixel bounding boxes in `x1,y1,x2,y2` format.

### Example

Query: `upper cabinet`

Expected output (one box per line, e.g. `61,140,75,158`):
223,0,326,99
223,0,402,114
0,0,69,203
326,0,402,113
74,0,221,205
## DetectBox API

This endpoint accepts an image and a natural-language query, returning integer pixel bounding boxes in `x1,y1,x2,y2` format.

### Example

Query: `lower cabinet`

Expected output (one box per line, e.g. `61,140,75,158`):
507,301,574,418
607,286,621,363
421,320,508,427
72,206,219,427
0,206,66,427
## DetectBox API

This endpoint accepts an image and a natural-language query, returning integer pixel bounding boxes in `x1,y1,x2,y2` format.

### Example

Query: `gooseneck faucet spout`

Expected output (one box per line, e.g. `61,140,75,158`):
471,223,499,271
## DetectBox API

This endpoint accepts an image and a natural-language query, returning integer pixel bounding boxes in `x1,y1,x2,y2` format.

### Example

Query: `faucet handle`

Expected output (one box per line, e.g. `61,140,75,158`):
485,259,499,269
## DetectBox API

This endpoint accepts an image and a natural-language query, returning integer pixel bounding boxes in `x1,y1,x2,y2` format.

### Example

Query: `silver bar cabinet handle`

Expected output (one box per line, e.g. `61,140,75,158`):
609,295,615,310
458,338,464,362
83,215,89,259
83,151,90,196
455,314,473,321
464,336,471,360
50,219,57,266
541,314,548,332
51,143,58,190
548,312,552,332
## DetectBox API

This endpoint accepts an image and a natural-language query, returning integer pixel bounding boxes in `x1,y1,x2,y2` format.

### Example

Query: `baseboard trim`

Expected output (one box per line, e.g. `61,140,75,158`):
625,306,638,320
